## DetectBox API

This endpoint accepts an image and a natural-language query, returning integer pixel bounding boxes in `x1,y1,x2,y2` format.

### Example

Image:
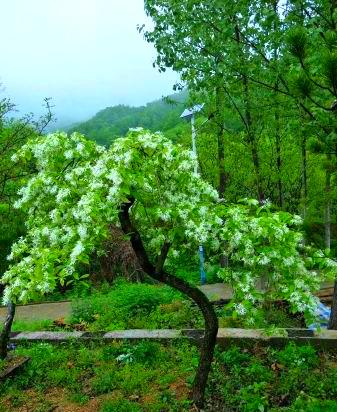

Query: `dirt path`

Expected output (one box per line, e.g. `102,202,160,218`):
0,300,71,323
198,283,233,302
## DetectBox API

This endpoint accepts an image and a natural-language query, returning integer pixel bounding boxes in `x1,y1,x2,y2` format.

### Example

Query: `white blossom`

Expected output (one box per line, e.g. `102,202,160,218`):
70,241,84,264
234,303,247,315
56,188,70,202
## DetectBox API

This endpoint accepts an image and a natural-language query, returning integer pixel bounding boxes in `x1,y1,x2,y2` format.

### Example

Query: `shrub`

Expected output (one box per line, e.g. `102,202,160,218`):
273,343,319,369
70,281,183,330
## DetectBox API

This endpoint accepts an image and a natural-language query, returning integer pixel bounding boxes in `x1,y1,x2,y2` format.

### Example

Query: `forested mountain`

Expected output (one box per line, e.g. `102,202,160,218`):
71,91,189,146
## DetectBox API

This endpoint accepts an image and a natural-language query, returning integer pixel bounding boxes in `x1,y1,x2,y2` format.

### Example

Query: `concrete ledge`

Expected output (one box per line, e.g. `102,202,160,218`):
11,331,84,341
8,328,337,349
215,328,337,349
9,329,182,343
104,329,181,340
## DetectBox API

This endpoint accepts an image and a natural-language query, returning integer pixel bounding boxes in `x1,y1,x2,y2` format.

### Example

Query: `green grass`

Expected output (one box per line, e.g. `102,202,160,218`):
0,341,195,411
11,319,55,332
1,341,337,411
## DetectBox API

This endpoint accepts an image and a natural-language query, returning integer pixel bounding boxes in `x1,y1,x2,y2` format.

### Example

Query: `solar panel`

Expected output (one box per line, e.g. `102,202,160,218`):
180,103,204,119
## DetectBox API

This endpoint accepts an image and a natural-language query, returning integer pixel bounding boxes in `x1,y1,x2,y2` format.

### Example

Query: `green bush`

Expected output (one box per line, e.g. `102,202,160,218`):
274,343,319,369
70,281,199,330
220,345,251,366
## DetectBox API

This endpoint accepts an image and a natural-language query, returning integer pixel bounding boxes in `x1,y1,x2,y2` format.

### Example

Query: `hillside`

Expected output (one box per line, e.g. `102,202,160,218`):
71,91,189,146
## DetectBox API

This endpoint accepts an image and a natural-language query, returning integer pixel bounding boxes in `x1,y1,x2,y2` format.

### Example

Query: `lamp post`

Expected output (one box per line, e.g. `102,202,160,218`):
180,104,206,285
180,104,204,174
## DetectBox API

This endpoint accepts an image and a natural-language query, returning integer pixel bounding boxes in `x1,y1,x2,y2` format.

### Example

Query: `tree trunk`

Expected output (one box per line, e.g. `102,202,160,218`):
251,139,264,204
272,5,283,209
301,131,307,220
118,199,219,408
275,108,283,208
329,280,337,329
0,302,15,360
242,74,264,204
215,82,226,198
326,154,336,329
235,22,264,204
275,137,283,207
325,156,332,249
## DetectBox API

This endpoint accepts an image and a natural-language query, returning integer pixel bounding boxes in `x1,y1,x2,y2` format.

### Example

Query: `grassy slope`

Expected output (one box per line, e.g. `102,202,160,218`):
1,341,337,411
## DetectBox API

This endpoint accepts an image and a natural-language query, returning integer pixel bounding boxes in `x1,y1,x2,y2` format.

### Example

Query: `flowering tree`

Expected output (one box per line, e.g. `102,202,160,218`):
1,129,335,406
1,129,219,405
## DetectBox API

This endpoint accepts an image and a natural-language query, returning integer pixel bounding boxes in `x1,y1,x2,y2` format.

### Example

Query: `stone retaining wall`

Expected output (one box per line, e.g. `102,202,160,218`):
8,328,337,349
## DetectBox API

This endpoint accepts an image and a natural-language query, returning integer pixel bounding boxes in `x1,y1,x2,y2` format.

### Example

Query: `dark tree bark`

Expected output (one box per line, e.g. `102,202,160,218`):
272,3,283,209
0,302,15,360
329,280,337,329
324,156,332,249
242,75,264,204
274,103,283,208
215,81,227,198
118,198,219,408
275,136,283,207
301,129,308,219
234,23,264,204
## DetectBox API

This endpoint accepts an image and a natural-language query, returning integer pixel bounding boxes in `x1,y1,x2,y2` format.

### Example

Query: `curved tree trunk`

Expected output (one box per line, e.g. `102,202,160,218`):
0,302,15,360
119,199,219,408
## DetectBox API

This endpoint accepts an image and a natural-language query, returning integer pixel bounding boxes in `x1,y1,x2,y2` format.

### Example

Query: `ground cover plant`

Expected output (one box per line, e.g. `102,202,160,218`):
1,341,337,411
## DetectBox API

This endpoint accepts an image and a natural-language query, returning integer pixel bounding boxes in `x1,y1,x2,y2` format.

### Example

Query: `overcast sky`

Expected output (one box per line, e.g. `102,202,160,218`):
0,0,178,126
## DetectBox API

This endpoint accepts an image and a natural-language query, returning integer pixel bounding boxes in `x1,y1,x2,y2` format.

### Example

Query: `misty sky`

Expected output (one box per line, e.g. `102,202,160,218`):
0,0,178,126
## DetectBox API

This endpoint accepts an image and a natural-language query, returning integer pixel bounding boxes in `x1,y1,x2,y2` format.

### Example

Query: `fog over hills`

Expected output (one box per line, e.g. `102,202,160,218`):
68,90,188,146
1,0,178,129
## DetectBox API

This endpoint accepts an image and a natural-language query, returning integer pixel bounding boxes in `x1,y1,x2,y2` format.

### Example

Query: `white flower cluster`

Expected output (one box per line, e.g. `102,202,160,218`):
2,129,220,304
211,202,330,323
3,128,334,327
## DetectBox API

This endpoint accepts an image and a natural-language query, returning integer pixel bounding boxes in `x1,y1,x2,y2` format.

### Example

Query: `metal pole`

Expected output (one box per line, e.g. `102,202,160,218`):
199,245,206,285
191,114,206,284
